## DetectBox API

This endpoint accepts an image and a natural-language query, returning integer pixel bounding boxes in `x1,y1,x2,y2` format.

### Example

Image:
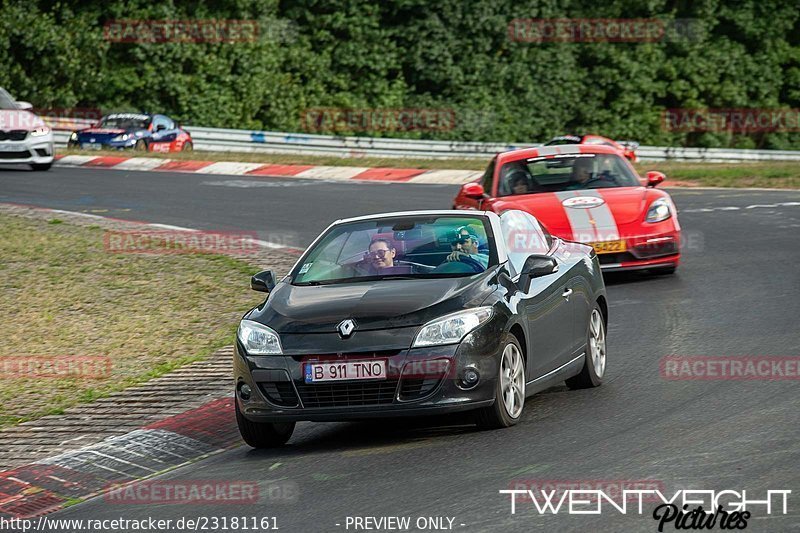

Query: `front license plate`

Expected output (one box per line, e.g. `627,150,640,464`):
304,360,387,383
0,144,16,152
591,240,627,254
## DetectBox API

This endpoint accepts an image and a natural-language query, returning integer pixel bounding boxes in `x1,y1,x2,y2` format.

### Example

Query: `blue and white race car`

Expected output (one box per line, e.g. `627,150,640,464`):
68,113,193,152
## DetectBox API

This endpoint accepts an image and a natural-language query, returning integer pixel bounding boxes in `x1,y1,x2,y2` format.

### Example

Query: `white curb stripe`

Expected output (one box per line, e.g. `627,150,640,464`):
113,157,171,171
57,155,102,166
295,166,370,180
409,169,481,184
196,162,266,175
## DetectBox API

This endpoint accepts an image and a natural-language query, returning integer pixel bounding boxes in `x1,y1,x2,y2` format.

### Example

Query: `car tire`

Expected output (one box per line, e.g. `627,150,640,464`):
134,139,147,151
566,304,606,390
182,141,193,152
235,401,295,448
30,163,52,171
475,334,525,429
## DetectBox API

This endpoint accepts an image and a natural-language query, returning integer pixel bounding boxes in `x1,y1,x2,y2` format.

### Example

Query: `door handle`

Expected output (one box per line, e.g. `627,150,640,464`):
562,288,573,300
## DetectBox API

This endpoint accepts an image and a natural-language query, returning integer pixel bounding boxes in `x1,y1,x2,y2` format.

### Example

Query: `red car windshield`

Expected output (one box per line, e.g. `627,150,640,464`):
498,153,641,196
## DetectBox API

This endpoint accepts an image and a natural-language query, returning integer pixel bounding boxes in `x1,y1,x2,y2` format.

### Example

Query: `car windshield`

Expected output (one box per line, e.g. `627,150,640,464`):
0,90,18,110
292,215,496,285
498,153,641,196
99,114,150,129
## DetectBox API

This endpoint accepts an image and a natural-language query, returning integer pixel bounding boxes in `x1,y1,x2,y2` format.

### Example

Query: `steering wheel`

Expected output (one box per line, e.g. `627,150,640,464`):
457,255,484,273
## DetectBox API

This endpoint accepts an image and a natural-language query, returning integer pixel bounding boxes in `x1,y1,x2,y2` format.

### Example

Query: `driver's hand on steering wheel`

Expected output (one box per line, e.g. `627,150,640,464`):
446,250,470,262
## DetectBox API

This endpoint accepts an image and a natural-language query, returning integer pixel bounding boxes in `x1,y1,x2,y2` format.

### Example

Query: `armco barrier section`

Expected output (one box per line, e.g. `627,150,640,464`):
47,118,800,162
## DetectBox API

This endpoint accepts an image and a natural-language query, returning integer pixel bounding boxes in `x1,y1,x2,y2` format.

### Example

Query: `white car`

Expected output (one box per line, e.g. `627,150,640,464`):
0,88,54,170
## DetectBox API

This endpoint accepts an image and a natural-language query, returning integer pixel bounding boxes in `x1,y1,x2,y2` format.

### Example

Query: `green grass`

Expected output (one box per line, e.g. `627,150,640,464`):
0,214,265,428
638,161,800,189
58,148,799,188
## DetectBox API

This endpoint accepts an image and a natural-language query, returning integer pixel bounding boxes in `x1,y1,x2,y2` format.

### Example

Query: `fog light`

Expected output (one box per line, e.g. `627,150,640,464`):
238,383,252,400
460,368,480,389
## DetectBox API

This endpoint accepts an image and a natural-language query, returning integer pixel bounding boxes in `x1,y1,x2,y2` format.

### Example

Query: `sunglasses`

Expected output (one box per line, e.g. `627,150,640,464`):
366,249,391,259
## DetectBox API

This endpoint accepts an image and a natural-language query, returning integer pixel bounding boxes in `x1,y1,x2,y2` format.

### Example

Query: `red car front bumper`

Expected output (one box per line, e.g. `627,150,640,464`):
595,230,681,272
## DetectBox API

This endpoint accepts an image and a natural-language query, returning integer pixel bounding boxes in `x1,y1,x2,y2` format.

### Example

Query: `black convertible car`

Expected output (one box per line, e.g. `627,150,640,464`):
234,210,608,447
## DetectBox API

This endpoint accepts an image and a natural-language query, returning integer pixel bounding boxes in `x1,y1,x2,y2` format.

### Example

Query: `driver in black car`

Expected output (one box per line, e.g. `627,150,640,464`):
445,226,489,270
365,238,396,269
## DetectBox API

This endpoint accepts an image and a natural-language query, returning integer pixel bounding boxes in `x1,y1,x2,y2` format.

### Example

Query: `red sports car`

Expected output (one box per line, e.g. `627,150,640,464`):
545,134,639,162
452,144,680,274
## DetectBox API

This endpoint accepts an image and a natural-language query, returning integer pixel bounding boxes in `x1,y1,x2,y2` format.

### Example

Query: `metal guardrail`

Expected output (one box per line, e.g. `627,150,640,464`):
48,118,800,163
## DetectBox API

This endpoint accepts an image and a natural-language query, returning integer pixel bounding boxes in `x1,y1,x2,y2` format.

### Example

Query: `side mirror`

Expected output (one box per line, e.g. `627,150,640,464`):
462,183,485,199
155,124,167,131
518,254,558,293
646,171,665,187
16,101,33,111
251,270,276,293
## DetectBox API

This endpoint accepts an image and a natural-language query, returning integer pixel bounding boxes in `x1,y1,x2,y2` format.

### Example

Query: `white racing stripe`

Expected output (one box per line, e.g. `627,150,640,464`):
554,191,620,243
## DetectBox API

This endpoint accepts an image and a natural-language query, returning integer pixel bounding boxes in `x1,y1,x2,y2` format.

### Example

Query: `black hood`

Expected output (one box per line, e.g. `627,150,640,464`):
248,272,497,334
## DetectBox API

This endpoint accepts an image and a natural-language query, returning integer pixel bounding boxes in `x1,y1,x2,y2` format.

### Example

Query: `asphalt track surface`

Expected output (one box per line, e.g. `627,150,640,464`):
2,165,800,532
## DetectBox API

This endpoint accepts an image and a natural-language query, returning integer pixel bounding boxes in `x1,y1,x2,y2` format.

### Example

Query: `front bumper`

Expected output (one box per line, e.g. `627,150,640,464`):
0,132,54,164
597,229,681,272
234,321,505,423
71,139,138,150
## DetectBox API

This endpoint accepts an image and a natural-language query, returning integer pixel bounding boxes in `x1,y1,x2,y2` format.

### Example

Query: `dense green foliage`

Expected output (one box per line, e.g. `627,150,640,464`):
1,0,798,148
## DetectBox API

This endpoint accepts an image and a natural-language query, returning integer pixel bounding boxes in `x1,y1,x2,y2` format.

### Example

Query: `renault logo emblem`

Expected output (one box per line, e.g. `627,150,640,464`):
337,319,356,338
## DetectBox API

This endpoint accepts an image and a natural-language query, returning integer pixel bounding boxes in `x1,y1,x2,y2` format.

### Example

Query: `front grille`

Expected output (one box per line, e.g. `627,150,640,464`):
0,150,31,160
632,241,679,258
0,130,28,141
399,377,443,401
296,379,399,408
258,382,299,407
598,252,637,264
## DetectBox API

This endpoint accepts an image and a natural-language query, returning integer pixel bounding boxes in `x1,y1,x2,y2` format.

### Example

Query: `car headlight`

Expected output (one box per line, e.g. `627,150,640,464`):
111,134,130,142
237,320,282,355
413,307,493,347
30,126,50,137
646,198,672,223
69,132,78,141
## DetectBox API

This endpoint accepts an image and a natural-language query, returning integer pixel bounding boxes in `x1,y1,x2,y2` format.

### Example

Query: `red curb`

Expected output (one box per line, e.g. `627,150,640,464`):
145,397,238,449
5,464,105,499
0,489,67,519
352,167,425,181
83,156,129,167
154,159,214,172
0,395,237,518
246,164,314,176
